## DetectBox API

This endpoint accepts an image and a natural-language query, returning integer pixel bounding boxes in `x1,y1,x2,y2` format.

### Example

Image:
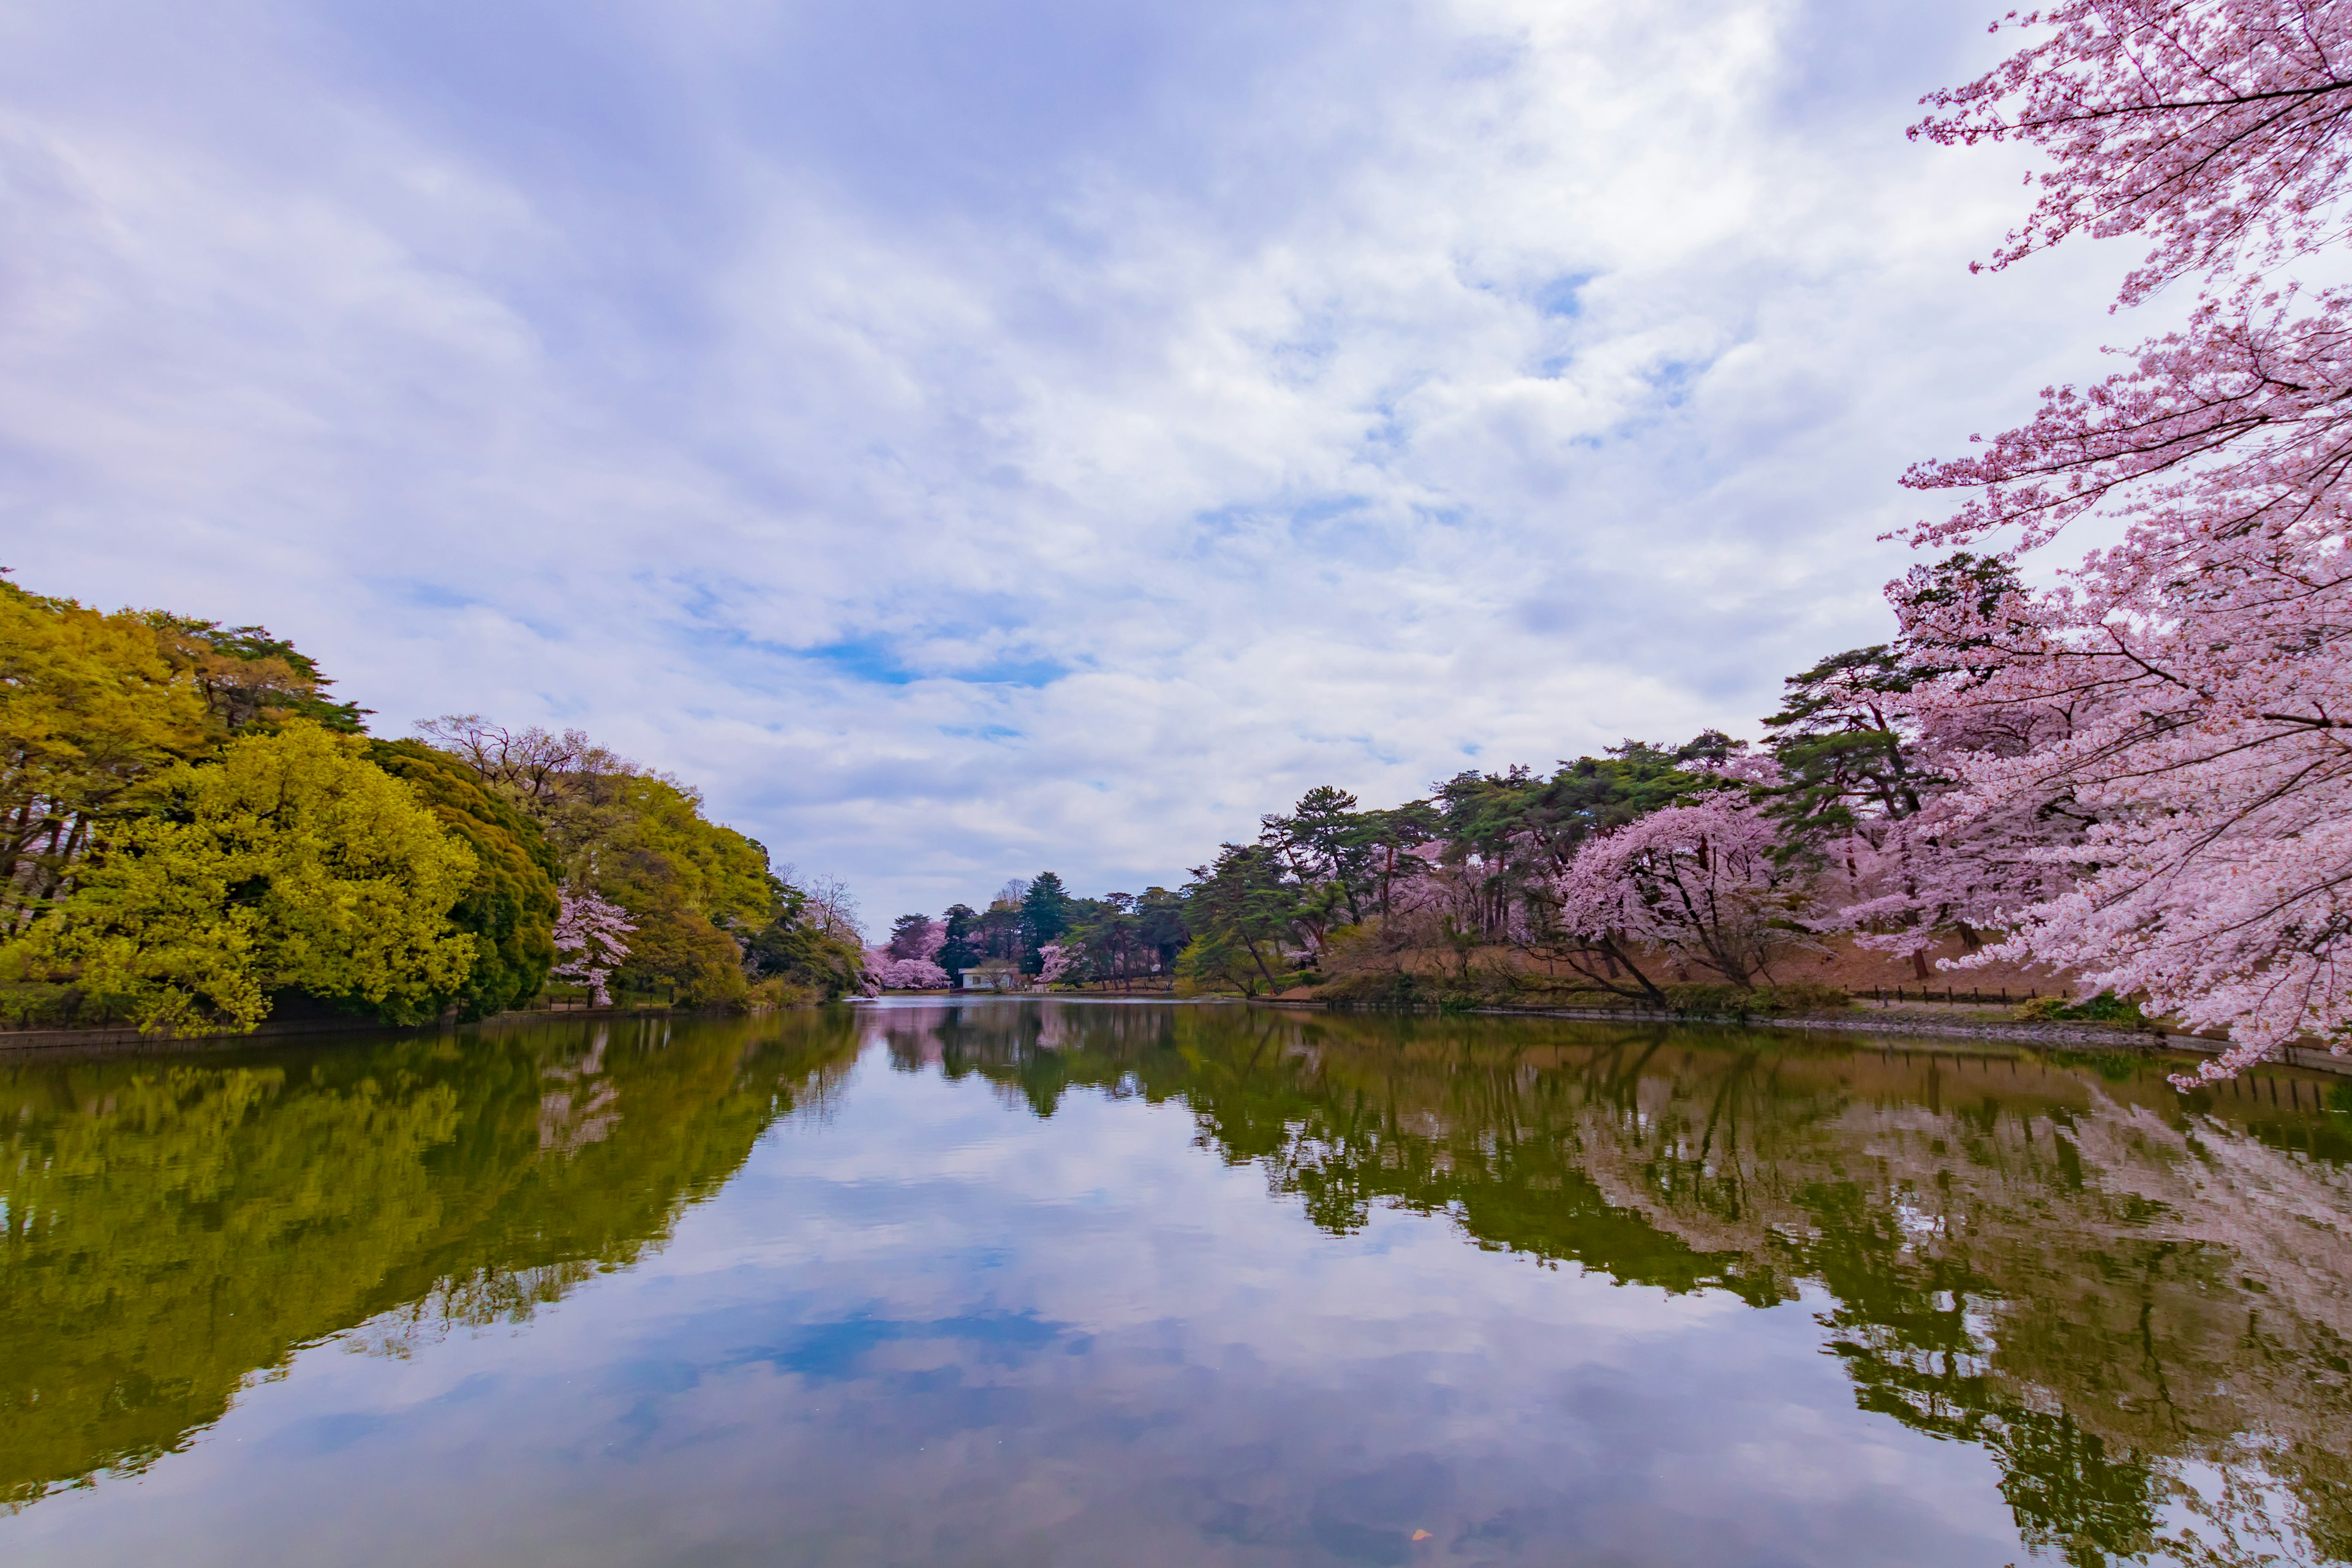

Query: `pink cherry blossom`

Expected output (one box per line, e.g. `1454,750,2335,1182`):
1903,0,2352,1080
1554,794,1819,989
1913,0,2352,306
552,885,636,1008
873,956,951,990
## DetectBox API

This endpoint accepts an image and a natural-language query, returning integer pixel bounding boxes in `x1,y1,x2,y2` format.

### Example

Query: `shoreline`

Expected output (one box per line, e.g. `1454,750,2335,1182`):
0,1000,807,1059
7,993,2345,1080
1247,997,2352,1077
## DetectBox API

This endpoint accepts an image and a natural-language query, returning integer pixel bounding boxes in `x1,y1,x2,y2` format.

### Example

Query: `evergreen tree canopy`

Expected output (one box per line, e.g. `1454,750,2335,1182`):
937,903,979,981
1019,872,1073,960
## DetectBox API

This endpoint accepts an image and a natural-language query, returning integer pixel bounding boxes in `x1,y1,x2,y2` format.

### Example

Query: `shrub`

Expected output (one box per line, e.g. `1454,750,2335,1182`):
0,980,83,1029
2013,991,2146,1025
1314,969,1423,1008
1756,980,1853,1014
745,976,820,1011
1662,982,1751,1017
2068,991,2146,1023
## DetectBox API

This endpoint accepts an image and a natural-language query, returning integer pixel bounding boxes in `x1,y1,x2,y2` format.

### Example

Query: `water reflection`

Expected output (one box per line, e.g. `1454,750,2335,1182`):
0,1000,2345,1567
884,1003,2352,1564
0,1013,861,1509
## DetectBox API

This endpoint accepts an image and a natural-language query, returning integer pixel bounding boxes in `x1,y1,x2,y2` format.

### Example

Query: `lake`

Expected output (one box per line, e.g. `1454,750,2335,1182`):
2,1000,2348,1566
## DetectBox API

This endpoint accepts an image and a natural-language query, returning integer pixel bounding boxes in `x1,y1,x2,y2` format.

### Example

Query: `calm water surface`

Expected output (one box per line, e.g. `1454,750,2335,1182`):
2,1000,2349,1566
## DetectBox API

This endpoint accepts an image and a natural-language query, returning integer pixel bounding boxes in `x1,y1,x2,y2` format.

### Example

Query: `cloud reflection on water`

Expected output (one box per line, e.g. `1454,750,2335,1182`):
1,1002,2345,1566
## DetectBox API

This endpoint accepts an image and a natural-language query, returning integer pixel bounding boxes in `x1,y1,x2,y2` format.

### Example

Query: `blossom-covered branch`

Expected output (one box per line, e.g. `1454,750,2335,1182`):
552,886,636,1008
1898,0,2352,1080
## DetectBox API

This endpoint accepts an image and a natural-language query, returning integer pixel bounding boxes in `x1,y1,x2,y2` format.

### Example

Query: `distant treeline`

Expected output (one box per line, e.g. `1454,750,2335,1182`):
0,573,865,1033
1153,562,2034,1005
868,873,1189,992
879,556,2078,1010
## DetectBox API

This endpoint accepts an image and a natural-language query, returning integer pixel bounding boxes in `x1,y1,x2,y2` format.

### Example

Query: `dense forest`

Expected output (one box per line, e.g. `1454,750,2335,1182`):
0,573,866,1033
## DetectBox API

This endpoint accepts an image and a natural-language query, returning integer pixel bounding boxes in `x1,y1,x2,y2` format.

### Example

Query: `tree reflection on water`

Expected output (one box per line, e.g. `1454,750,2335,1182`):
875,1003,2352,1567
2,1001,2346,1566
0,1014,861,1510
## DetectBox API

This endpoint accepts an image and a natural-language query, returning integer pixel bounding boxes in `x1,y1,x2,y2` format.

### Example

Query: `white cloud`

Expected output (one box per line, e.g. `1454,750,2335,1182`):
0,0,2143,926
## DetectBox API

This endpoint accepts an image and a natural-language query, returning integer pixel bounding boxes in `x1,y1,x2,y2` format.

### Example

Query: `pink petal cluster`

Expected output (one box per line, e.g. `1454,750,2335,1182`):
873,956,950,990
1899,0,2352,1082
1554,792,1817,989
1913,0,2352,306
552,886,636,1008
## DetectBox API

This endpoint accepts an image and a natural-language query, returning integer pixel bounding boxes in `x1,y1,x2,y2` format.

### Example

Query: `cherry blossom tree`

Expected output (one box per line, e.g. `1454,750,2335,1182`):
1036,942,1079,986
1553,794,1818,991
1906,0,2352,1078
802,874,865,946
885,914,947,963
1771,563,2090,974
551,884,635,1008
872,956,950,990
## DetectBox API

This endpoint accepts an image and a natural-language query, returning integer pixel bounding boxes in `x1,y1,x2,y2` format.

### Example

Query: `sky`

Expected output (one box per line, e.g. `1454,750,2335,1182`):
0,0,2141,933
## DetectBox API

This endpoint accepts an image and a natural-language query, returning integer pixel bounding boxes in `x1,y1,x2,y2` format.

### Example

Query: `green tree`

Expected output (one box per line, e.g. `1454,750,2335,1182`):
1136,886,1189,975
597,775,774,931
1066,893,1144,989
1427,735,1736,948
145,616,371,735
937,902,979,984
1019,872,1073,969
743,911,866,1000
412,718,785,1006
1259,786,1380,922
365,739,562,1018
1178,844,1303,994
11,723,478,1032
1756,646,1927,862
976,900,1022,967
886,911,934,960
0,579,209,937
600,856,751,1007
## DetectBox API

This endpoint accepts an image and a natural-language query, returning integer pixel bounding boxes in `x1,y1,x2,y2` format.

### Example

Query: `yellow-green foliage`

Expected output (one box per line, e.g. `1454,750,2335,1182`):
743,917,867,1001
603,872,752,1007
588,775,775,1007
0,1012,862,1506
14,723,478,1033
366,739,561,1019
604,775,774,927
2,575,821,1027
0,579,209,928
1174,932,1273,996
